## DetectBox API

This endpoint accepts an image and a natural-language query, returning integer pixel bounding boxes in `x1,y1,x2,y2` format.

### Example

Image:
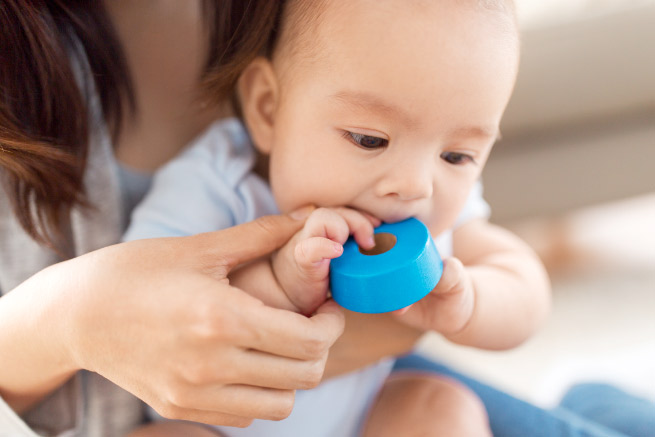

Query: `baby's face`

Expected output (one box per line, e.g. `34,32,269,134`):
265,0,518,235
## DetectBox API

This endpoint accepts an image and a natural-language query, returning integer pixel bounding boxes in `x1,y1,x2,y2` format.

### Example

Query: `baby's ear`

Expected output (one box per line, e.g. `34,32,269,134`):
237,57,278,154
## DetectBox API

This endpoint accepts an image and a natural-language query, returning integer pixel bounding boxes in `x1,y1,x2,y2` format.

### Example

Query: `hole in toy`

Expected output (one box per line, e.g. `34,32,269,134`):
359,232,396,256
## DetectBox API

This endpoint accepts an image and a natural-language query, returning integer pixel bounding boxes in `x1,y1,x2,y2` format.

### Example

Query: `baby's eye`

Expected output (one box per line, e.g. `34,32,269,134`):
440,151,475,165
344,131,389,149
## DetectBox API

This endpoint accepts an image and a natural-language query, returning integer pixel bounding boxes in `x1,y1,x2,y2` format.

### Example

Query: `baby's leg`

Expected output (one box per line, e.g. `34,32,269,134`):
361,373,492,437
127,421,225,437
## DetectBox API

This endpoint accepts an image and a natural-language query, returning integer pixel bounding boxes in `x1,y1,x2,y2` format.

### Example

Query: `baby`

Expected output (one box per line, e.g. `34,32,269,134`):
125,0,550,435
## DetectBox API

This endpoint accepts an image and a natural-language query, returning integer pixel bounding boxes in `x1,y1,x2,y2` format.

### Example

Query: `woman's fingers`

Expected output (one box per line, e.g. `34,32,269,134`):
235,349,327,390
154,385,295,424
178,331,328,390
244,299,345,361
151,404,255,428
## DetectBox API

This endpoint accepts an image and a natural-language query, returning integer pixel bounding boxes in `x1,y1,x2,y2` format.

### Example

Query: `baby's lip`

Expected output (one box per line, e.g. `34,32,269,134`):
343,206,382,225
347,203,427,226
352,206,413,225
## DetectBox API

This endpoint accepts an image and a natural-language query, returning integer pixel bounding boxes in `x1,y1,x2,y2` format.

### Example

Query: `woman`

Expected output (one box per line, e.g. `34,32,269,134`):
1,1,645,436
0,1,347,434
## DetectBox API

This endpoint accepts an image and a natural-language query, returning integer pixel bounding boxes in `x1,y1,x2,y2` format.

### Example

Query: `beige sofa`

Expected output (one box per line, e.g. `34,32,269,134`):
483,3,655,222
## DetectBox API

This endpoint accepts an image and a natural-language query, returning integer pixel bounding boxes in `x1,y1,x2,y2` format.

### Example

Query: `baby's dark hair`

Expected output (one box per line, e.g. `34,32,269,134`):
201,1,285,107
202,0,517,110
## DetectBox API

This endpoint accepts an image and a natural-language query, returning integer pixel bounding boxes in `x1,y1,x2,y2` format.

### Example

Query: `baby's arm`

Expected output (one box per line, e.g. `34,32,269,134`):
229,207,378,315
396,219,551,350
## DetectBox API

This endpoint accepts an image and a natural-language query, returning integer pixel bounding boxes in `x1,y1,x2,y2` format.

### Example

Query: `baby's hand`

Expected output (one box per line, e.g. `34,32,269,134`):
392,258,475,336
273,207,379,315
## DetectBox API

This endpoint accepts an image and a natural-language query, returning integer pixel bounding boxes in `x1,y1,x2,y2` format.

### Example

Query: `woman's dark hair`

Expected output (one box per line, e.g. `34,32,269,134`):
0,0,284,249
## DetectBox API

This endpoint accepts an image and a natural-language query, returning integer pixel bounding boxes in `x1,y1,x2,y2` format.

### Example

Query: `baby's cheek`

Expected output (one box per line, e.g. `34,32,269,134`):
270,184,302,214
426,195,471,234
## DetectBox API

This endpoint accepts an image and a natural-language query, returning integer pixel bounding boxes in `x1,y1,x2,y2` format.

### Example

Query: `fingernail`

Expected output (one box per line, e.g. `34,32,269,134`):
289,205,315,220
367,236,376,248
333,243,343,254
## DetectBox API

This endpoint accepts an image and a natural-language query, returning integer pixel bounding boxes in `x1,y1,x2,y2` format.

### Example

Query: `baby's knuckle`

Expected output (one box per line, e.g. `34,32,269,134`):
294,240,309,262
310,207,333,222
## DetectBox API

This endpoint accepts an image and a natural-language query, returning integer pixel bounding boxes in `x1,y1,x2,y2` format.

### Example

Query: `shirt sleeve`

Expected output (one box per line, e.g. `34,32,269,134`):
453,180,491,228
0,373,80,437
123,119,277,241
0,398,42,437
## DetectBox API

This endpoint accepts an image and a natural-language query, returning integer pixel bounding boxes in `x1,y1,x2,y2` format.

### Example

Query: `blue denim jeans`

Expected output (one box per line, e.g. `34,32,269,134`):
559,383,655,437
392,354,654,437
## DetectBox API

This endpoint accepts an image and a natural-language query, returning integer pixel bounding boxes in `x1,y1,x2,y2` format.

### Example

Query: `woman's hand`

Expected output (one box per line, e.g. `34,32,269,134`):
0,209,345,427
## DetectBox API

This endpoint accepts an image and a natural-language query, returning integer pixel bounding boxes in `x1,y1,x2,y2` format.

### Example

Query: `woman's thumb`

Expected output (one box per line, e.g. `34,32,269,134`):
196,206,315,269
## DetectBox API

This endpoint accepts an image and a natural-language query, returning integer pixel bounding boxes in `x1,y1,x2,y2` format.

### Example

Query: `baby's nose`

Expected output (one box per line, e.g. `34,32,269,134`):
376,163,433,201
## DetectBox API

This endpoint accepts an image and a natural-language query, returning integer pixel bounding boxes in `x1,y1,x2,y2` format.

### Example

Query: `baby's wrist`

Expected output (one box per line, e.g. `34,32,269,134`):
269,252,306,313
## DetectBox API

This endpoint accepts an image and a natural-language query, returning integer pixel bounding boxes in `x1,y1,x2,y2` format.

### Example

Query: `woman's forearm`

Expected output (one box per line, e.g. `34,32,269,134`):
0,264,79,413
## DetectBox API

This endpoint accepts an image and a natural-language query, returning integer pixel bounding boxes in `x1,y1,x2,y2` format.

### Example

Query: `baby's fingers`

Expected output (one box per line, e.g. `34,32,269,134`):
331,207,377,250
303,208,351,244
295,237,344,268
433,257,468,296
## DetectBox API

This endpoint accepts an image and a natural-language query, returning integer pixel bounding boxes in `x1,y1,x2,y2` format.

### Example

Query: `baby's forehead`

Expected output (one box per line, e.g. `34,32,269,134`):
272,0,517,71
269,0,519,142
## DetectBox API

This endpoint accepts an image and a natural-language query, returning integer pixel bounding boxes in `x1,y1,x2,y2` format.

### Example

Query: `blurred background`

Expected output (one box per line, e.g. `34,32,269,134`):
419,0,655,407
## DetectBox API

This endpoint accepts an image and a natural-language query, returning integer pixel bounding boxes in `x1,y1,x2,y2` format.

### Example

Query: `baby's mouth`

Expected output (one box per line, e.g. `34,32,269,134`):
349,205,414,225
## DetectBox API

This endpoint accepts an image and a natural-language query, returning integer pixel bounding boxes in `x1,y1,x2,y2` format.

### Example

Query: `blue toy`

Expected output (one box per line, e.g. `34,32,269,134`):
330,217,442,313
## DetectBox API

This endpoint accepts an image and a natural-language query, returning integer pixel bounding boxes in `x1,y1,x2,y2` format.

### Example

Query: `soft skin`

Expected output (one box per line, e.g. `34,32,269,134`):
0,211,346,426
235,0,550,349
130,0,550,435
197,2,550,436
198,1,550,436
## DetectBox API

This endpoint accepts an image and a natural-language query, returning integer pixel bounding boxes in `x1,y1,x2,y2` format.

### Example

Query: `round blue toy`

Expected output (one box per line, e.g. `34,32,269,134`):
329,217,442,313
